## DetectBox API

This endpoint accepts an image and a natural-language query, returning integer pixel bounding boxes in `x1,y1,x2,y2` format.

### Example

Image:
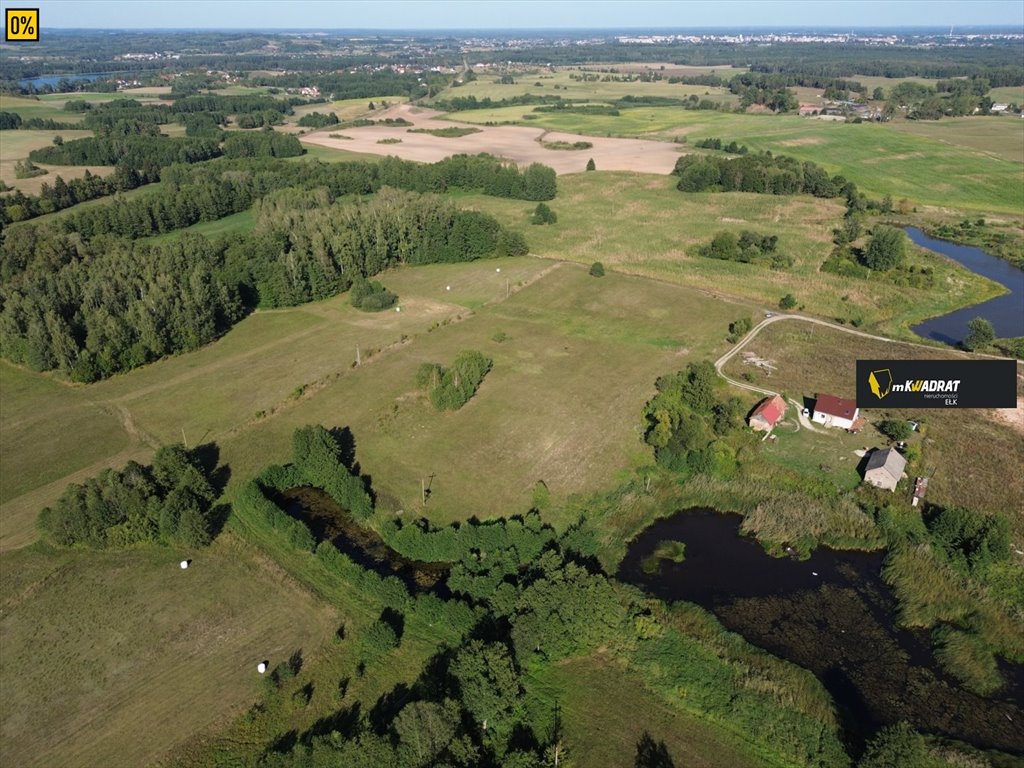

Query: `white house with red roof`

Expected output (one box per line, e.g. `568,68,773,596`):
748,394,787,432
811,393,861,431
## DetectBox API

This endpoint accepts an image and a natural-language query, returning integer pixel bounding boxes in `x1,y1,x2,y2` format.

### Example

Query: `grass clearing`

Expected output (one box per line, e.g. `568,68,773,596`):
532,655,770,768
0,93,87,122
0,536,339,768
0,129,98,192
144,208,256,242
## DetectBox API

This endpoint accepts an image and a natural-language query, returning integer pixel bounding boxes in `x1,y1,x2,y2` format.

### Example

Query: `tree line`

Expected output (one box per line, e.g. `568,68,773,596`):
674,151,852,198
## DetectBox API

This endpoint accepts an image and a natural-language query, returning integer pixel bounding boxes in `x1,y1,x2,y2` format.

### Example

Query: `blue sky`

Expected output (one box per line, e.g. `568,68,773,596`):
13,1,1024,31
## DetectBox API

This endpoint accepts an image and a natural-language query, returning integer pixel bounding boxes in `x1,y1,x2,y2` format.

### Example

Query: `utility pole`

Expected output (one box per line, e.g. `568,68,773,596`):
421,477,426,505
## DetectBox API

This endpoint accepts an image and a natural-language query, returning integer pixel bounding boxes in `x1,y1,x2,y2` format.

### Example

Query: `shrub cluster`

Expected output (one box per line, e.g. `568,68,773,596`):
417,350,493,411
38,444,219,548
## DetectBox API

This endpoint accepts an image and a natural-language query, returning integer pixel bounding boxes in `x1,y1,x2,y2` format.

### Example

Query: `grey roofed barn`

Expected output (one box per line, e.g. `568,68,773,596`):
862,447,907,491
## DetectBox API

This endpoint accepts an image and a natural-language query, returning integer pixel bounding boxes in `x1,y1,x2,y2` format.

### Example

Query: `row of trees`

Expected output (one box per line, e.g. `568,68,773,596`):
674,151,850,198
29,134,222,171
38,444,220,548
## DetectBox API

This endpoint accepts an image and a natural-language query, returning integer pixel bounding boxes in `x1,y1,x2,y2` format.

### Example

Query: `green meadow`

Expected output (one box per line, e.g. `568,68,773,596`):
456,172,1002,336
1,257,754,550
447,107,1024,214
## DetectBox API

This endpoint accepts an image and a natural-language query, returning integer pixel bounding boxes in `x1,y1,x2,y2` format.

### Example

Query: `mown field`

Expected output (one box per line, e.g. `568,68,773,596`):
456,172,1002,336
0,128,103,192
888,116,1024,164
283,95,408,134
722,320,1024,534
0,257,754,552
0,536,339,768
446,107,1024,214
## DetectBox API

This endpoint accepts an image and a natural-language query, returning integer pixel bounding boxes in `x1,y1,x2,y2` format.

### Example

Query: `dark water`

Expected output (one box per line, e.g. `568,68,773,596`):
17,72,117,89
618,509,1024,755
908,227,1024,346
279,486,449,593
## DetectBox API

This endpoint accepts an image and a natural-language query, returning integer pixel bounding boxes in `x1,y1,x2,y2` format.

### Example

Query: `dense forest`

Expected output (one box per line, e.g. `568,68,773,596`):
1,151,556,228
0,183,527,381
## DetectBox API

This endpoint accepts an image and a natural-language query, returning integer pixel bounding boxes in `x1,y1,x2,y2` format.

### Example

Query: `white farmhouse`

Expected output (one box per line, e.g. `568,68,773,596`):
811,393,861,431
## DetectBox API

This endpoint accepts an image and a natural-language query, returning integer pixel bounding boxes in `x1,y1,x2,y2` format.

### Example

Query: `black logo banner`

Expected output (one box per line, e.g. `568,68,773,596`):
856,359,1017,409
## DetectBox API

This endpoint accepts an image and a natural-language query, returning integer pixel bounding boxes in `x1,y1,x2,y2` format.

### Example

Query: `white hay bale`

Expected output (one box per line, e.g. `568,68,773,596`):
179,560,189,570
257,662,267,674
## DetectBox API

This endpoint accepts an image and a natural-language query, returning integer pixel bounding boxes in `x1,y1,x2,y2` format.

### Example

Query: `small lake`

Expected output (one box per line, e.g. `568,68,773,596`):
279,486,450,593
619,509,1024,755
17,72,119,90
908,227,1024,346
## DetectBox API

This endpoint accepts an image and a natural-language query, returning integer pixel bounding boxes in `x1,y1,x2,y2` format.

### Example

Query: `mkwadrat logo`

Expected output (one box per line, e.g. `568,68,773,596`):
867,368,892,400
856,359,1015,409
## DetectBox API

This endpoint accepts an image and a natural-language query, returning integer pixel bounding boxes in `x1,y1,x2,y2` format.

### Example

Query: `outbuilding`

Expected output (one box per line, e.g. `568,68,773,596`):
748,394,787,432
862,447,907,491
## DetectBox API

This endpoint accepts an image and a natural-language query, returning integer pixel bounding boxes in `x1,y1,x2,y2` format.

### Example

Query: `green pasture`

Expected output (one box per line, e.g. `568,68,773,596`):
0,93,86,122
888,116,1024,164
534,656,770,768
0,363,131,531
985,85,1024,104
1,257,753,546
445,107,1024,214
457,172,1001,336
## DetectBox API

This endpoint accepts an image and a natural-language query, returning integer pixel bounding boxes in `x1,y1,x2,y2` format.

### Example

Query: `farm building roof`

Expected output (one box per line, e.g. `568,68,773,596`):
750,394,787,426
864,447,907,483
814,393,858,420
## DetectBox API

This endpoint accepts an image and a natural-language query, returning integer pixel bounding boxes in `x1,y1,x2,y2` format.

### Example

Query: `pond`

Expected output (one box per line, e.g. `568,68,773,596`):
907,227,1024,346
618,509,1024,755
278,486,449,593
17,72,120,90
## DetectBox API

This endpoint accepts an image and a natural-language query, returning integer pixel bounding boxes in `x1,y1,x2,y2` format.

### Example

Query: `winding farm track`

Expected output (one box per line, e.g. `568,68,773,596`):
713,313,909,400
